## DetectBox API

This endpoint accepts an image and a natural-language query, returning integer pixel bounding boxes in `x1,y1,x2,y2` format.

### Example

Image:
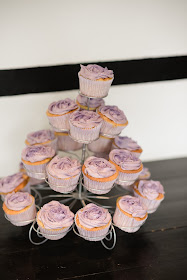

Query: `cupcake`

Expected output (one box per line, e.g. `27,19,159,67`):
76,94,105,111
97,105,128,136
0,172,30,201
25,129,57,151
36,201,74,240
46,156,81,193
21,145,55,179
78,64,114,98
3,192,36,226
113,195,148,233
69,110,102,143
88,135,114,154
109,149,143,191
19,162,45,186
133,180,165,213
54,132,82,151
112,136,142,158
82,156,118,194
75,203,111,241
138,167,151,180
46,98,79,131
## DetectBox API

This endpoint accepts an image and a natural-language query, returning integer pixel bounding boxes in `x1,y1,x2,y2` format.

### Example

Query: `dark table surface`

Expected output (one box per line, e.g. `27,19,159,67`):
0,157,187,280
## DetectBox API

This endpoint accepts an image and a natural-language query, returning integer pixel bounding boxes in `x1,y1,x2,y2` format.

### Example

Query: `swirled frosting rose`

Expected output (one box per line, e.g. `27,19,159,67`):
22,145,55,163
47,156,81,179
109,149,141,171
70,110,102,129
79,64,114,80
99,105,127,124
84,156,116,178
26,130,55,145
38,201,74,229
77,94,105,108
77,203,111,229
114,136,141,151
119,195,147,218
137,180,165,200
0,172,24,193
4,191,33,211
48,98,78,115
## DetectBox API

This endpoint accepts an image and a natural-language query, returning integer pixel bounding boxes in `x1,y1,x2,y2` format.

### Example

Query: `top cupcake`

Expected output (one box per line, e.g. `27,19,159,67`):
79,64,114,81
135,180,165,200
22,145,55,163
98,105,128,125
4,191,33,211
0,172,26,194
25,130,55,145
76,94,105,109
113,136,142,151
48,98,78,115
69,110,102,129
118,195,147,218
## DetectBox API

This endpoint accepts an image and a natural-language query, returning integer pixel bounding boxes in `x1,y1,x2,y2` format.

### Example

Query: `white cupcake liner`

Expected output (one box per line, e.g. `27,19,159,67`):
23,160,50,179
69,121,102,143
47,111,74,131
75,213,111,241
113,206,147,233
115,168,142,188
83,173,116,194
133,191,164,214
100,119,127,136
78,74,113,98
46,169,80,193
56,134,82,151
5,201,36,227
37,221,71,240
88,136,113,153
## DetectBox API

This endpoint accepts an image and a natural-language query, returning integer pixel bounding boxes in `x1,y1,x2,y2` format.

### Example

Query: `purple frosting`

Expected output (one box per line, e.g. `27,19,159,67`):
109,149,142,171
79,64,114,81
119,195,147,218
99,105,127,124
5,192,33,211
22,145,55,163
137,180,165,200
48,98,78,115
47,155,81,179
0,172,24,193
38,201,74,229
77,203,111,229
26,130,55,145
114,136,141,151
77,94,105,109
70,110,102,129
84,156,116,178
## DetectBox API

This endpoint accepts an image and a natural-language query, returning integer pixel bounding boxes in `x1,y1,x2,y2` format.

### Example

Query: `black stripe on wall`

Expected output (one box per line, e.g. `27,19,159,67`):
0,56,187,96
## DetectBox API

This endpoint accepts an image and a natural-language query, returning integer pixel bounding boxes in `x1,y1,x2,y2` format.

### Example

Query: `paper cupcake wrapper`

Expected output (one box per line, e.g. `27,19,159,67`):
83,173,116,194
116,169,142,188
100,119,127,136
133,191,164,214
37,222,71,240
29,178,45,185
113,206,147,233
78,74,113,98
75,213,111,241
23,161,49,179
46,169,80,193
88,137,113,153
57,134,82,151
69,121,102,143
5,202,36,227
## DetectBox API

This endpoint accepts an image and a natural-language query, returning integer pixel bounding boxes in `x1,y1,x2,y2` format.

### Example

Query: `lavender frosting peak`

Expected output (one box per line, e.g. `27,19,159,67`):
114,136,141,151
137,180,165,200
77,94,105,108
99,105,127,124
0,172,24,193
70,110,102,129
27,130,55,145
22,145,55,163
5,192,33,211
38,201,74,229
84,156,116,178
109,149,142,171
77,203,111,229
48,98,78,115
79,64,114,81
119,195,147,218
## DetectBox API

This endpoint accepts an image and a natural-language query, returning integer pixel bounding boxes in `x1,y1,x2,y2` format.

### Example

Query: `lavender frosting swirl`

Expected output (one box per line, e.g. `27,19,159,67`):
5,192,33,211
84,156,116,178
114,136,141,151
48,98,78,115
137,180,165,200
26,130,55,145
99,105,127,124
79,64,114,80
119,195,147,218
38,201,74,229
77,203,111,229
70,110,102,129
0,172,24,193
47,156,81,179
77,94,105,108
109,149,142,171
22,145,55,163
